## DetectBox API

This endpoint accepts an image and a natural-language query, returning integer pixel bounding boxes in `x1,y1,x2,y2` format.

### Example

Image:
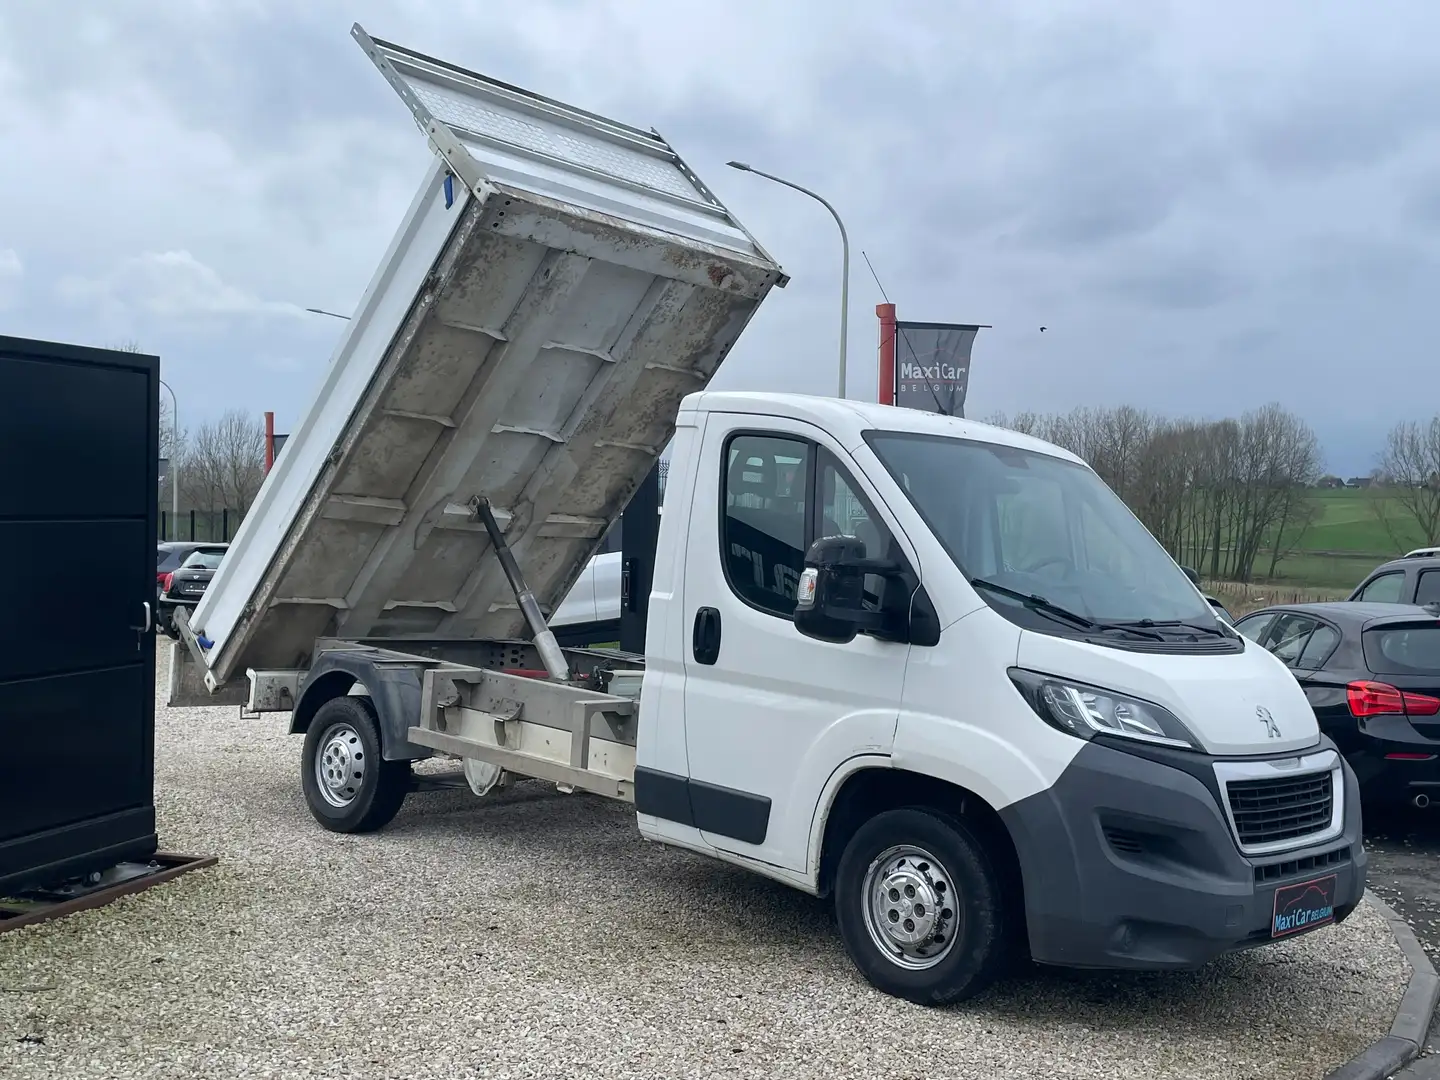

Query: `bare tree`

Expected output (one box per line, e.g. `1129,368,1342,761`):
181,409,266,516
1372,417,1440,548
986,401,1320,582
1260,409,1324,576
1266,497,1320,578
1366,481,1418,551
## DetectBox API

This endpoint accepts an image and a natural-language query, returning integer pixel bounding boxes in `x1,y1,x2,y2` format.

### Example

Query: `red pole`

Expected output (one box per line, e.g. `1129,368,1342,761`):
264,411,275,474
877,303,897,405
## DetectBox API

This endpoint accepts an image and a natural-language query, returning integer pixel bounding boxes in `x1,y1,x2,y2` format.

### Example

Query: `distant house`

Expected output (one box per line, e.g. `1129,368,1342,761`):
1346,476,1374,489
1317,475,1345,489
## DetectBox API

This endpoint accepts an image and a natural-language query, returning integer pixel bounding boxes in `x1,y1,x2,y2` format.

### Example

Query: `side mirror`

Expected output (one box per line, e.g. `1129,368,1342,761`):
1180,564,1200,586
793,536,897,644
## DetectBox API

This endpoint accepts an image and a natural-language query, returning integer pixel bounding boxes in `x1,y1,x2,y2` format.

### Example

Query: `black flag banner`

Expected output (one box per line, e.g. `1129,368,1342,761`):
892,321,986,417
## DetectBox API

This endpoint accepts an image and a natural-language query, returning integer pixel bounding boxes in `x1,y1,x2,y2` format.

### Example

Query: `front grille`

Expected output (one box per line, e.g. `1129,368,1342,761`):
1253,844,1349,884
1226,771,1334,848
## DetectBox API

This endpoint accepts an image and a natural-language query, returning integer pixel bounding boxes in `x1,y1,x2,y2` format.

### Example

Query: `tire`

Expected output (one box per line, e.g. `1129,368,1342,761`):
300,696,410,834
834,806,1012,1005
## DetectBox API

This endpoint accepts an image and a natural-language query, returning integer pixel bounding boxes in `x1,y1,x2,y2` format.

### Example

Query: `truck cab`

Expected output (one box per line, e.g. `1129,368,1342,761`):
633,391,1365,1002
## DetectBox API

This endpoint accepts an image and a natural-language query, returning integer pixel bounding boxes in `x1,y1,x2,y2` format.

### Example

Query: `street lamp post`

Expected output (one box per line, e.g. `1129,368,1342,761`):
159,379,179,540
727,161,850,399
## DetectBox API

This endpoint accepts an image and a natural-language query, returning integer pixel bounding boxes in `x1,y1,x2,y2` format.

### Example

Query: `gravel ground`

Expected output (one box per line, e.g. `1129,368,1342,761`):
1364,811,1440,1071
0,653,1414,1080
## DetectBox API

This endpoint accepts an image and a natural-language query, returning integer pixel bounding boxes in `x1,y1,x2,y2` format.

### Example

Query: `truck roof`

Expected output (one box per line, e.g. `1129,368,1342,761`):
189,27,785,688
681,390,1087,466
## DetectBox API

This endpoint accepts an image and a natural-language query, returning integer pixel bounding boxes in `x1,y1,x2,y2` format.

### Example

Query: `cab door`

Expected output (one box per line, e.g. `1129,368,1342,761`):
676,413,916,872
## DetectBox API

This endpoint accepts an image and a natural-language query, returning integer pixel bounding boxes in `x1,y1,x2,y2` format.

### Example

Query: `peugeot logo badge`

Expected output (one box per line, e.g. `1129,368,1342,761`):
1257,705,1281,739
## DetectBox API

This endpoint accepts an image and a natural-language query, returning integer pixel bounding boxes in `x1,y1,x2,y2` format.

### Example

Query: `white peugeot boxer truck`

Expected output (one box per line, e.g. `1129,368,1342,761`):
175,25,1367,1007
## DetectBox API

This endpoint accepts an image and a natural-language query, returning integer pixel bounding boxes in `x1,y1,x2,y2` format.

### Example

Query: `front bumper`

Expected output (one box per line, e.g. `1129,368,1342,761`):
999,736,1367,970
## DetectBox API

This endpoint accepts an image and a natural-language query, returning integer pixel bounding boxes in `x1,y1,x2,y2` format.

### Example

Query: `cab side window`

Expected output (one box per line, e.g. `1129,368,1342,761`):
817,449,906,617
722,434,812,618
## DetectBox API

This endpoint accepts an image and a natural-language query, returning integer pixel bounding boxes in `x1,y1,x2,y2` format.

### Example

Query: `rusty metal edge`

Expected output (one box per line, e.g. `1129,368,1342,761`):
0,852,218,934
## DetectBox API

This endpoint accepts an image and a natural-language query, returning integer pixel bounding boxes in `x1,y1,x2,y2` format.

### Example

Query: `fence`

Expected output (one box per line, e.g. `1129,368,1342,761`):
1203,579,1349,616
158,509,246,543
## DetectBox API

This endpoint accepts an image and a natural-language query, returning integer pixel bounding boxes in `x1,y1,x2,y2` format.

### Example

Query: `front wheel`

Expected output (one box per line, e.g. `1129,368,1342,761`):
300,696,410,833
834,807,1013,1005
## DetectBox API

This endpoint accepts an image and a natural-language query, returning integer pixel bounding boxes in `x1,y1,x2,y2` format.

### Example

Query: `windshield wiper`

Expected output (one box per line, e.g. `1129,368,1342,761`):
968,578,1101,632
1108,618,1232,639
967,578,1180,639
969,579,1170,640
969,578,1093,629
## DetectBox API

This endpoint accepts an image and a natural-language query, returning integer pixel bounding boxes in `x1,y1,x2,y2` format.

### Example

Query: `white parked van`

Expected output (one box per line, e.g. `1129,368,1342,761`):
175,25,1366,1007
632,392,1365,999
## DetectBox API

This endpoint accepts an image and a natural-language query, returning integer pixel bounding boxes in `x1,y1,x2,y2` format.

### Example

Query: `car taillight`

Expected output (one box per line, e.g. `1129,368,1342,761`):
1347,680,1440,717
1405,691,1440,716
161,572,174,593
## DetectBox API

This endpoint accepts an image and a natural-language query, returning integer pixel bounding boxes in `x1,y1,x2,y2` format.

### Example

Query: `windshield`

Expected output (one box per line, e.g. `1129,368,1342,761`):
865,431,1216,631
181,550,226,570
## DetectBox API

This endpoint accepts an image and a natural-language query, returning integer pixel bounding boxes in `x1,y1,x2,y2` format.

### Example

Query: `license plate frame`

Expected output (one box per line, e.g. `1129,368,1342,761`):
1271,873,1337,938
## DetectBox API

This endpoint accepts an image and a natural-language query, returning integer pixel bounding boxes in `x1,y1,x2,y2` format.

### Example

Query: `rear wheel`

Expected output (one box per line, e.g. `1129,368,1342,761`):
834,806,1012,1005
300,696,410,833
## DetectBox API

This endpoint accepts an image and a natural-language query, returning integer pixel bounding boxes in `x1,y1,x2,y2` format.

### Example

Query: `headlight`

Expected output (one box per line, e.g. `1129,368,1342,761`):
1008,668,1200,750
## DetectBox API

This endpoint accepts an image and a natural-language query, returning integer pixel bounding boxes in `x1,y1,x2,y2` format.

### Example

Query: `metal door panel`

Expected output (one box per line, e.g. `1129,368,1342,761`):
0,519,151,683
0,336,158,894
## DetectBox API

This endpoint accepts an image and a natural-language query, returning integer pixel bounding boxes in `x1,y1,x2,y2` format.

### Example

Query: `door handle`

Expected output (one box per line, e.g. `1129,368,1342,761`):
132,601,153,652
693,607,721,665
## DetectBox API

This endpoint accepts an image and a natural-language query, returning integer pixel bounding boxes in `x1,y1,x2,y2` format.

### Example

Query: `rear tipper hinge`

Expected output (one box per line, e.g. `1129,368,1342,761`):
352,23,495,205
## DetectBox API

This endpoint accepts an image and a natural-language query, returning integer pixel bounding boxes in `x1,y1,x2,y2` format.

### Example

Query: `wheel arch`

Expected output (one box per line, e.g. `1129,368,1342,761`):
811,764,1026,937
289,653,432,762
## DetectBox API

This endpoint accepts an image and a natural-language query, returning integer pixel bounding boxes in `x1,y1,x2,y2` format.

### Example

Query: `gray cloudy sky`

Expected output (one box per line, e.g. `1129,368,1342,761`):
3,0,1438,475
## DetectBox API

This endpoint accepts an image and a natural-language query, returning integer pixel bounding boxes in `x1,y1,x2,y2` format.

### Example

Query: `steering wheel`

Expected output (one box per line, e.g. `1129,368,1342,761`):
1020,554,1069,575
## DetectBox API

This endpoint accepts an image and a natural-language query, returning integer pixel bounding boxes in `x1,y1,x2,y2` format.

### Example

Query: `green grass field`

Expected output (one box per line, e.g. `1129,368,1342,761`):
1298,488,1429,554
1257,551,1376,591
1237,488,1430,591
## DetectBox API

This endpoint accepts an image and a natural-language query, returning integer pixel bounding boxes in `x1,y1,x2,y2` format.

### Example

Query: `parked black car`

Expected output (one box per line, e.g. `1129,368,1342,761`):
157,545,227,637
1234,601,1440,809
1348,553,1440,606
157,541,228,583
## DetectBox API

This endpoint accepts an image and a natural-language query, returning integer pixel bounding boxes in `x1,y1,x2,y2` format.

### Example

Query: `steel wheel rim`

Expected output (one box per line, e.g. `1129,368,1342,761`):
315,722,366,808
860,844,959,970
